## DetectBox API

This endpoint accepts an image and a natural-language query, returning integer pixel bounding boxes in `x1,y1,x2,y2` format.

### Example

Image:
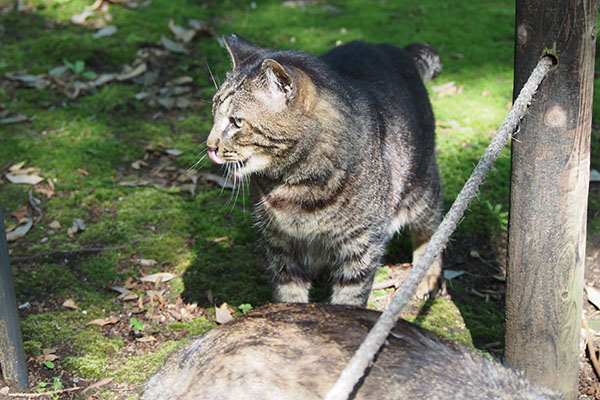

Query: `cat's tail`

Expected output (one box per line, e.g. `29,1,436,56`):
404,43,442,83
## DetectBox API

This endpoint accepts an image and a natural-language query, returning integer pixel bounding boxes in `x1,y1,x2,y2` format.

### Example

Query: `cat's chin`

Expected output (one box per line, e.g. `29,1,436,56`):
234,154,272,177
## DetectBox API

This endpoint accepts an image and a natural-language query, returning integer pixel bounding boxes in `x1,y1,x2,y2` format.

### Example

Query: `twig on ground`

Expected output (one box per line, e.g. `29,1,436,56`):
28,189,43,224
11,245,128,262
8,386,81,398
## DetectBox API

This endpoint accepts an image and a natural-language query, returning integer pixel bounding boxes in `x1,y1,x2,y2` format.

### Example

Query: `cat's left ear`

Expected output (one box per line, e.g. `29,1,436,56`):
223,34,262,69
258,58,293,111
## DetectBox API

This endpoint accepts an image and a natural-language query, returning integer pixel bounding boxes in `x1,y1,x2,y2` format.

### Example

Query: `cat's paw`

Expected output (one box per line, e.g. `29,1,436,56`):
415,274,443,299
414,258,444,299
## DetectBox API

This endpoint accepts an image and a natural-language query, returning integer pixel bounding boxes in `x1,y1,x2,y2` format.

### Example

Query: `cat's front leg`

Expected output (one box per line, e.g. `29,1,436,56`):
263,245,312,303
273,279,311,303
330,275,377,307
330,245,382,307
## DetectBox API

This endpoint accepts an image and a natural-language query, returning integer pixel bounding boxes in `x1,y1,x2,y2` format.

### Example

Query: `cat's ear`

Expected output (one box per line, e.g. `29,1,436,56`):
257,58,293,111
223,34,262,69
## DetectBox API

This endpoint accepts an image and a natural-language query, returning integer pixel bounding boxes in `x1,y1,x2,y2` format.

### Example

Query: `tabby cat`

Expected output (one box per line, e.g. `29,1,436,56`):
207,34,443,306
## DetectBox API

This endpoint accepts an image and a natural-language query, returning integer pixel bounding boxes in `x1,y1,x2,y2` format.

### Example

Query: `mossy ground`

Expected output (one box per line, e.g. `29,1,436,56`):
0,1,599,398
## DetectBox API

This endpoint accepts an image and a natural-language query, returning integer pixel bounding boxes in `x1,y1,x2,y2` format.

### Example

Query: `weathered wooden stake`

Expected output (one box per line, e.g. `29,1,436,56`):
0,203,29,388
506,1,596,398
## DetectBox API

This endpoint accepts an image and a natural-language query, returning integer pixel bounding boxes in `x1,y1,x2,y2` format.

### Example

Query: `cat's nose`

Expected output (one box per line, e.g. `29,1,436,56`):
206,137,225,164
206,134,219,149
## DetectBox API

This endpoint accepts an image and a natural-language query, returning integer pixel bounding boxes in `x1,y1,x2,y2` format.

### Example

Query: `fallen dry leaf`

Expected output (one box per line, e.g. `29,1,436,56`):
5,172,44,185
92,73,116,87
124,276,138,289
49,65,70,78
77,168,90,176
215,302,234,324
170,76,193,85
139,272,176,284
117,62,147,81
71,218,86,233
42,348,57,356
168,19,196,43
71,9,95,25
7,74,49,89
92,24,117,38
121,292,139,301
179,183,196,195
11,205,29,221
131,159,148,170
136,335,157,343
165,148,183,156
198,171,235,190
6,216,32,241
87,316,120,327
161,35,188,54
0,114,29,124
8,161,26,172
110,286,133,295
48,220,61,230
34,181,56,198
39,354,59,362
62,299,80,310
134,258,157,267
587,286,600,310
179,306,194,321
432,81,463,98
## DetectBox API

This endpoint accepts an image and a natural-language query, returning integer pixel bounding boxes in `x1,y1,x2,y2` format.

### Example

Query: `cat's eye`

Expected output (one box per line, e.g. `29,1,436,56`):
231,117,245,129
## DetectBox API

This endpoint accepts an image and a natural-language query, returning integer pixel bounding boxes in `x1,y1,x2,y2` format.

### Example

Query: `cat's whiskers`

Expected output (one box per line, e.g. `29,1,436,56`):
224,162,240,209
206,62,219,89
240,164,248,213
231,163,242,211
221,163,232,197
187,143,209,173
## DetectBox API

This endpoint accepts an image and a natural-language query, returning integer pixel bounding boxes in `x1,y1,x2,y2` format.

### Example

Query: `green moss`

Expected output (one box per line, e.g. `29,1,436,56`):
80,85,140,114
64,353,111,379
23,340,43,357
15,264,81,300
113,340,180,384
20,311,82,348
167,315,215,336
448,283,505,347
405,298,473,346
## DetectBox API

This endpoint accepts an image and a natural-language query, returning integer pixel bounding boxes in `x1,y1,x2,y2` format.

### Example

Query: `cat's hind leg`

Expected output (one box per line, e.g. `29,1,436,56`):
410,201,443,299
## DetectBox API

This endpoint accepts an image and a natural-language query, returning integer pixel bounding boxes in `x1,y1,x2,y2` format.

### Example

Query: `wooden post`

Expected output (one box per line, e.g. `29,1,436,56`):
0,203,29,388
506,1,596,398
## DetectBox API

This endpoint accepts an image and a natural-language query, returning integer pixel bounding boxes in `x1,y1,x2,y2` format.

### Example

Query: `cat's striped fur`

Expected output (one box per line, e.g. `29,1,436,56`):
207,35,443,306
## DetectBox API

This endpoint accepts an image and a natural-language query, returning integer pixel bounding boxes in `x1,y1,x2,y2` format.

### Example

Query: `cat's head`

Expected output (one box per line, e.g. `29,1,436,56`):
206,34,318,177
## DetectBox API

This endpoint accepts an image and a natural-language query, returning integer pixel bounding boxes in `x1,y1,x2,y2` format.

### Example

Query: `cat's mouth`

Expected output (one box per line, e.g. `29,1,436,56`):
207,148,251,170
208,149,225,164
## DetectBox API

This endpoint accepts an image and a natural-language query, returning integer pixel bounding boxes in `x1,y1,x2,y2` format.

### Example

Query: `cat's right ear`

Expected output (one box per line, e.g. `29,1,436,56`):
223,34,262,69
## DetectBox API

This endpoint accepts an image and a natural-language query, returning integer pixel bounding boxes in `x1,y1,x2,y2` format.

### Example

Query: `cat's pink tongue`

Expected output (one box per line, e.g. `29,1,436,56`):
208,149,225,164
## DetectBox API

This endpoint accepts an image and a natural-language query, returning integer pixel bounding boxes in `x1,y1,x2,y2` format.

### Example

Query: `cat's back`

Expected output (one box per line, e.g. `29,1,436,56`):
319,41,433,99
